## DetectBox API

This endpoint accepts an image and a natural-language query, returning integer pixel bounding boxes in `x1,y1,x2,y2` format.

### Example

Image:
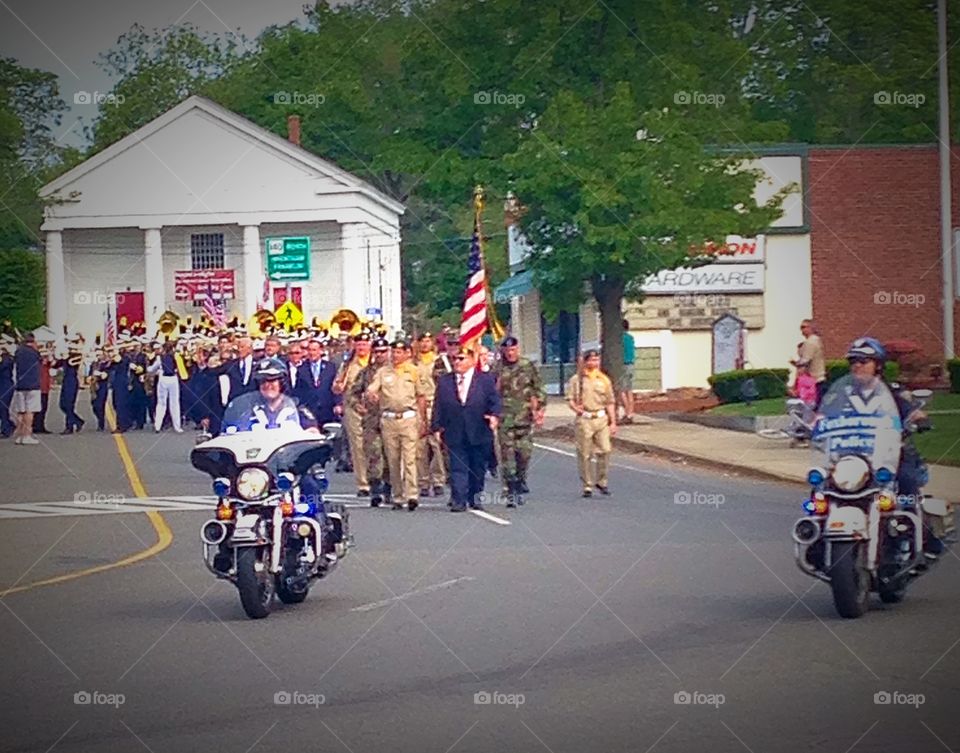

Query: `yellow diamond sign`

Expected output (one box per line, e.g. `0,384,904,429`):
274,300,304,331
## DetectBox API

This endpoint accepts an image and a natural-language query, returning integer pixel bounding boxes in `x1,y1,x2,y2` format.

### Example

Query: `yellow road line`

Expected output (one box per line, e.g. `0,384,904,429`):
0,406,173,597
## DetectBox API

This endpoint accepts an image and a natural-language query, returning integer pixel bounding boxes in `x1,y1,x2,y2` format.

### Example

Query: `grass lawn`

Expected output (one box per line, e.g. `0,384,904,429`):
707,392,960,465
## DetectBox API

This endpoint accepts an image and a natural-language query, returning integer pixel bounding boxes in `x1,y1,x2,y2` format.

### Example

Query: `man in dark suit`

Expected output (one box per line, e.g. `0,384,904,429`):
226,336,258,403
295,338,341,425
430,345,502,511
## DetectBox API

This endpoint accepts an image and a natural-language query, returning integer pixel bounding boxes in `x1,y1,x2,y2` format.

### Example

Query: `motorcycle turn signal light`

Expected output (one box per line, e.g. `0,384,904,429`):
215,503,234,521
877,492,897,512
280,500,295,517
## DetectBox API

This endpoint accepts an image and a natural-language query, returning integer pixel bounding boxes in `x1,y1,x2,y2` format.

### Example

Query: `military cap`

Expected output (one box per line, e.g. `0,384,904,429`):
582,348,600,358
501,336,519,347
373,337,390,350
391,338,411,350
418,332,433,340
354,332,372,342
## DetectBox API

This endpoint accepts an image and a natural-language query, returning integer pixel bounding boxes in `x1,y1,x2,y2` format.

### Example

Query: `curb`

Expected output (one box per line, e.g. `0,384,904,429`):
538,425,807,487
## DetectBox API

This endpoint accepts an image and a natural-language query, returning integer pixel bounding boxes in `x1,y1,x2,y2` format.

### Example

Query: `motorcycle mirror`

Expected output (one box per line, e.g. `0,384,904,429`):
911,389,933,399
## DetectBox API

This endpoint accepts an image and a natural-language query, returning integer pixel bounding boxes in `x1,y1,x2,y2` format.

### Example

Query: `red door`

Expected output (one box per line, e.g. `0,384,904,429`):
115,291,145,329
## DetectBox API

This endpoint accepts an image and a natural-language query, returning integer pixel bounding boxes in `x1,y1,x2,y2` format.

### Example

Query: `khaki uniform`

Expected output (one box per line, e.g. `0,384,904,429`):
352,361,389,494
368,362,426,502
416,354,446,491
566,370,614,490
339,356,372,492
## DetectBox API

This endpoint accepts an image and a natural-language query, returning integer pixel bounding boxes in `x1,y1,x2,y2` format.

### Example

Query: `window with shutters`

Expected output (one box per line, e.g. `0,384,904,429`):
190,233,225,270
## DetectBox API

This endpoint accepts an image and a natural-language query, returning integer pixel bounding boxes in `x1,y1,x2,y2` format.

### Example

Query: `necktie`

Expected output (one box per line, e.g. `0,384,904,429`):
240,359,246,383
457,373,466,403
313,362,320,385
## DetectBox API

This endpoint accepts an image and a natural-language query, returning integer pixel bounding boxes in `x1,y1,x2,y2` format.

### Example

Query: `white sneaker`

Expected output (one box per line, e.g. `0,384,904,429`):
174,428,184,433
14,436,22,445
20,436,39,445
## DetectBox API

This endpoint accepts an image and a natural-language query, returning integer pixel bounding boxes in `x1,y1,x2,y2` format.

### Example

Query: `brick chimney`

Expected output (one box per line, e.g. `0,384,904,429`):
287,114,301,147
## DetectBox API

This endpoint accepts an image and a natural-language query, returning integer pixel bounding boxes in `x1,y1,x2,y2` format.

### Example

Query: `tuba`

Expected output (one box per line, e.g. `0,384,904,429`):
248,309,276,339
329,308,361,339
157,310,179,338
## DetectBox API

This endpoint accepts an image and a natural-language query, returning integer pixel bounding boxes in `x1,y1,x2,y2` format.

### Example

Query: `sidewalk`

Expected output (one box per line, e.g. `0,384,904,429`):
540,403,959,502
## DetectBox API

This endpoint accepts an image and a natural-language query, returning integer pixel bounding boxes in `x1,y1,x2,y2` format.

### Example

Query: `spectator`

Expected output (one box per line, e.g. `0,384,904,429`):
791,319,826,406
13,333,42,445
619,319,636,423
792,364,818,409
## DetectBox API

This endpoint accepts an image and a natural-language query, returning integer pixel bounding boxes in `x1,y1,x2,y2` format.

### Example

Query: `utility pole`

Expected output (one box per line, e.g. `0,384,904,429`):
939,0,955,357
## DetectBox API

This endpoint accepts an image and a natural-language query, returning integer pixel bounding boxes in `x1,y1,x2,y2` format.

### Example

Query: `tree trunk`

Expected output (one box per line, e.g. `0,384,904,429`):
592,276,626,382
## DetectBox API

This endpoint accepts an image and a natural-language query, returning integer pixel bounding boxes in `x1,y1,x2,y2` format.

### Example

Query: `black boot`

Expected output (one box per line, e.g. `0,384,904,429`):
505,480,517,508
370,480,382,508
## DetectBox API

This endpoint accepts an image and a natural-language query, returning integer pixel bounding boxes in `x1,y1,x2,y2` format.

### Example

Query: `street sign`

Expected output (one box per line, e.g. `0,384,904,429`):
266,237,310,281
365,307,382,316
273,287,303,310
274,300,304,331
712,313,745,373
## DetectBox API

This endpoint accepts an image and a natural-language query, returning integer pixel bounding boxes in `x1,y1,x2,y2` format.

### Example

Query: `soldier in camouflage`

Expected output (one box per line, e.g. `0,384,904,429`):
352,337,392,506
493,336,546,506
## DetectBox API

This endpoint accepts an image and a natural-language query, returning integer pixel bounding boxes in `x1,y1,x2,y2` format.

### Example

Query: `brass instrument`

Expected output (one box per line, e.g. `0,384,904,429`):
329,308,361,339
158,310,179,337
248,309,276,339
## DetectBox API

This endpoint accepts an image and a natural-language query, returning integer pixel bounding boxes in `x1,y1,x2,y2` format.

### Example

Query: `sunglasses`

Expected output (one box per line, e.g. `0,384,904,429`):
848,357,872,365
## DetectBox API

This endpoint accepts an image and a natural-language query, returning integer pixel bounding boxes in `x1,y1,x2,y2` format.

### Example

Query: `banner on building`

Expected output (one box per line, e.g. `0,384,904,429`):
174,269,236,301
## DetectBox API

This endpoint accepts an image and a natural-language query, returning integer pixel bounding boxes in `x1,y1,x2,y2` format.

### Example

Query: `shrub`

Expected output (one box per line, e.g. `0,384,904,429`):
708,368,790,403
948,359,960,393
825,359,900,384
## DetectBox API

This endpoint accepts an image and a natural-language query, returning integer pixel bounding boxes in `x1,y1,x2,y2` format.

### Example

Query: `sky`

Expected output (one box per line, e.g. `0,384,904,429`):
0,0,318,147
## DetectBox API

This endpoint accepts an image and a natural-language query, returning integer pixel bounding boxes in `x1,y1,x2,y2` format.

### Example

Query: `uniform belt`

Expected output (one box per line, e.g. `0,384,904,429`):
382,409,417,419
580,410,606,419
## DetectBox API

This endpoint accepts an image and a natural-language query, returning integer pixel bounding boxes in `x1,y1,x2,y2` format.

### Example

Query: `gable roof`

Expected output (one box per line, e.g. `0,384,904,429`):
40,95,405,215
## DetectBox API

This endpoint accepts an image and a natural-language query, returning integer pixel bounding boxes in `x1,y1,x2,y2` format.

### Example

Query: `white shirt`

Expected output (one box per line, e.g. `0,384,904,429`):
240,354,253,385
456,367,475,404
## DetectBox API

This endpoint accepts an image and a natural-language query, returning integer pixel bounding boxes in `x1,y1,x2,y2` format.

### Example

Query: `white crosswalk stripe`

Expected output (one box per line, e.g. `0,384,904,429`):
0,497,218,519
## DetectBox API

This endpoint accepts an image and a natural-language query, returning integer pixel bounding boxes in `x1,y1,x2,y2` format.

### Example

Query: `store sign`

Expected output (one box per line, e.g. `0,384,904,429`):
174,269,235,300
642,263,765,294
642,234,766,295
266,236,311,281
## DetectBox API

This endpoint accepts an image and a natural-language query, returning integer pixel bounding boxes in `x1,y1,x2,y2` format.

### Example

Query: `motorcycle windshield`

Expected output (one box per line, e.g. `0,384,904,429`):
221,393,302,433
811,375,902,471
221,392,261,432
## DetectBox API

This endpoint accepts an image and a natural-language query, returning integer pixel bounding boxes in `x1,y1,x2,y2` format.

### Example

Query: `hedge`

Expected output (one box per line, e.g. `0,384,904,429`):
948,359,960,393
825,359,900,385
708,368,790,403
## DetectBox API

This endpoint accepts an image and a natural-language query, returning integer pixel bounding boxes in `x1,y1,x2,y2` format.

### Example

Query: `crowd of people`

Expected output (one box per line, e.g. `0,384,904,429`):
0,315,633,506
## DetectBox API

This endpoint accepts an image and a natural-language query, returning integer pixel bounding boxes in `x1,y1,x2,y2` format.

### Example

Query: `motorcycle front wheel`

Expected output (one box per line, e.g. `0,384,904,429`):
236,548,274,619
828,541,869,618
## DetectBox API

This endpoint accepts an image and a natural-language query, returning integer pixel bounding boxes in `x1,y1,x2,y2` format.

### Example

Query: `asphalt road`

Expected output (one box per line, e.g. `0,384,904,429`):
0,404,958,753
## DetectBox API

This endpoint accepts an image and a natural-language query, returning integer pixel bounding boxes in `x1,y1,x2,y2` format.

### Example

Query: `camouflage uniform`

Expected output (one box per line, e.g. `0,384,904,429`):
494,357,546,492
352,359,390,504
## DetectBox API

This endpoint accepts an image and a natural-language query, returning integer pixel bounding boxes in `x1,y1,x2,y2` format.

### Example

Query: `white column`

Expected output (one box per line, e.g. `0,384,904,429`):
143,227,164,327
242,225,262,317
340,222,366,313
385,231,402,331
46,230,67,335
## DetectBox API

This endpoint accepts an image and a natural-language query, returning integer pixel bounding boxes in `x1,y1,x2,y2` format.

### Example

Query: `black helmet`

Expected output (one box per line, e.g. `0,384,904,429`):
254,357,287,387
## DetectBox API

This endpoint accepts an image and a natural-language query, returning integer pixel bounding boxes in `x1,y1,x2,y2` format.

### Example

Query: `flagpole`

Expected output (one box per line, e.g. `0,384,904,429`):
938,0,955,358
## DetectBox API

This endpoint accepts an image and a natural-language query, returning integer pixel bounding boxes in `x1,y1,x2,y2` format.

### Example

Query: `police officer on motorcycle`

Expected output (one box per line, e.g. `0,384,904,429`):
223,357,337,546
843,337,942,558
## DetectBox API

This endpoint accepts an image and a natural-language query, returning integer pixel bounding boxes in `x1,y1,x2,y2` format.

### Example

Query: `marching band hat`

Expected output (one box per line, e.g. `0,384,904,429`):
390,338,411,350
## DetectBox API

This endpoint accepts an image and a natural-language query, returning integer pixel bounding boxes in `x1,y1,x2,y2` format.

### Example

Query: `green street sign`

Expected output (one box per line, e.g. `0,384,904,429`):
266,236,310,281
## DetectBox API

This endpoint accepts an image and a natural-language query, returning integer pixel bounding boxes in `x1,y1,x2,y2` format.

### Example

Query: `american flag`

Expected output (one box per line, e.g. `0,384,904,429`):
104,303,115,346
459,215,488,347
202,282,226,328
261,271,271,309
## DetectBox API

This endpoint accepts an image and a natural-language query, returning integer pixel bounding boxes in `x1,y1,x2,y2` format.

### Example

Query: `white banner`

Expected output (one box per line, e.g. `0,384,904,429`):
642,263,765,294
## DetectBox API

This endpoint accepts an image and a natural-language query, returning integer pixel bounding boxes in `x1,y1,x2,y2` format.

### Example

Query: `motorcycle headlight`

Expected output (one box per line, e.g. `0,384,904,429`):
236,467,271,501
831,456,871,493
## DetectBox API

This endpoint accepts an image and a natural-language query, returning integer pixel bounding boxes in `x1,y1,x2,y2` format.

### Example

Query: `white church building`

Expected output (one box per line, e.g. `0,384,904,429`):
40,95,405,340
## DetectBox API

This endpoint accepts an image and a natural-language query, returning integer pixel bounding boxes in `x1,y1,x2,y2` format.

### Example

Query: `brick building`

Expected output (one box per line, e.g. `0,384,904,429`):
808,145,960,360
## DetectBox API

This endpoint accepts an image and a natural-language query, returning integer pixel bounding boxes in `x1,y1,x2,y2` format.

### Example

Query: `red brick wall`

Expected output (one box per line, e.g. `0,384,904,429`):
809,145,960,360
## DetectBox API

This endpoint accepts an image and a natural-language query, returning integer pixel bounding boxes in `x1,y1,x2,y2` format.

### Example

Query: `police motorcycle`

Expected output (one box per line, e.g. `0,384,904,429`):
190,359,351,619
792,341,952,619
